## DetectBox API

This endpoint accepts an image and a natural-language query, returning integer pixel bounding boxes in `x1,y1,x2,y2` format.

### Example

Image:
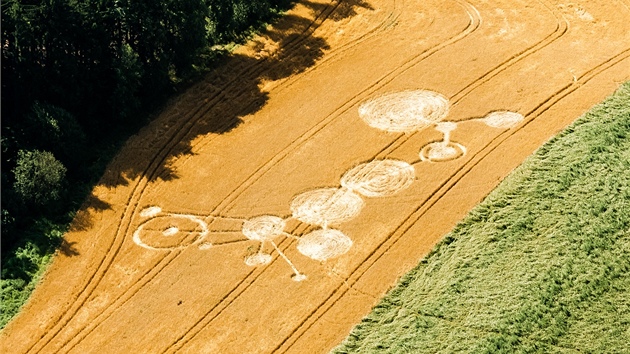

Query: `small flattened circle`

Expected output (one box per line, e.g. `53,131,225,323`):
244,253,273,266
163,226,179,236
483,111,524,129
140,206,162,218
435,121,458,134
419,142,467,162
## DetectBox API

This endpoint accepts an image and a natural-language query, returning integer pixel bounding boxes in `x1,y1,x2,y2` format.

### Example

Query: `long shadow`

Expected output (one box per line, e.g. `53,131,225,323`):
94,0,373,190
68,193,113,233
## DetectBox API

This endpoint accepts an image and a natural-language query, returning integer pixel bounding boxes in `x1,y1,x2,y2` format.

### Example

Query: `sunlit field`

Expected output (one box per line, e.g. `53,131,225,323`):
334,82,630,353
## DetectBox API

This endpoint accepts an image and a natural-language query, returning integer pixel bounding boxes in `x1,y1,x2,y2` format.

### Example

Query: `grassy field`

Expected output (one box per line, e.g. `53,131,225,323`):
333,82,630,353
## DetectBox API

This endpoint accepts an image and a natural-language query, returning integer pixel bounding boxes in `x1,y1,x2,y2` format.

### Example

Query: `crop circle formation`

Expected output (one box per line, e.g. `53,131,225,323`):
419,142,467,162
242,215,287,241
483,111,524,128
133,214,208,250
358,90,450,133
340,159,416,197
297,229,353,261
290,188,364,226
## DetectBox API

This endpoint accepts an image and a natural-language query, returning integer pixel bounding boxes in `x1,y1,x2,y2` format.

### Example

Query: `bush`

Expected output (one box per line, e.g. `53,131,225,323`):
13,150,67,206
25,102,87,169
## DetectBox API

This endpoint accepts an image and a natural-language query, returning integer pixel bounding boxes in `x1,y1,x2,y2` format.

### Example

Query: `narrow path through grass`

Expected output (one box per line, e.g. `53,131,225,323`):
333,82,630,353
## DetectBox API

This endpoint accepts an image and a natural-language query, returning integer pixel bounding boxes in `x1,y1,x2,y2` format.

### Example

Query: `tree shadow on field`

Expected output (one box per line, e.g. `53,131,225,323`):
59,239,79,257
96,0,373,189
69,193,113,233
329,0,374,20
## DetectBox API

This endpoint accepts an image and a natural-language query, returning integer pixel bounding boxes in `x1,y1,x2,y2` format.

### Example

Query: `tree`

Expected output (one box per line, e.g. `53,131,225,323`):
12,150,67,206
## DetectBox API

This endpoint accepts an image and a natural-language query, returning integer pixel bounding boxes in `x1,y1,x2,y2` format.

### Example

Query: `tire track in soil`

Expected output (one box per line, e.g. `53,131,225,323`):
164,0,573,349
163,1,590,351
35,0,592,352
67,0,574,350
160,223,315,354
176,1,570,350
39,0,410,352
47,0,474,352
159,1,483,351
179,0,407,161
162,2,578,351
272,48,630,353
55,0,404,350
379,0,568,162
159,0,403,169
25,2,360,352
25,0,621,351
215,0,481,216
59,2,479,352
272,0,403,94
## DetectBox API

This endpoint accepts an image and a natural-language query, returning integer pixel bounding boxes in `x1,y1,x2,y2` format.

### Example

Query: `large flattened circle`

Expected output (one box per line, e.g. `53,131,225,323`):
133,214,208,250
358,90,450,133
297,229,353,261
242,215,286,241
341,159,416,197
290,188,364,226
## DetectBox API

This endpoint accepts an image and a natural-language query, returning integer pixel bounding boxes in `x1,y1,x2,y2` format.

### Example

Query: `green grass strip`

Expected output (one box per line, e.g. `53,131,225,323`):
333,82,630,354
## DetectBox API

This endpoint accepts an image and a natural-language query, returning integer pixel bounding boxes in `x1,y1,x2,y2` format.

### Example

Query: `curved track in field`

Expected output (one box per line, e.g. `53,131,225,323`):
2,0,628,353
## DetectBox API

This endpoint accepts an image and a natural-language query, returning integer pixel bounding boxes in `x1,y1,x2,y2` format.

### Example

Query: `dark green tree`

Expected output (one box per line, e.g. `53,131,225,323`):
12,150,67,206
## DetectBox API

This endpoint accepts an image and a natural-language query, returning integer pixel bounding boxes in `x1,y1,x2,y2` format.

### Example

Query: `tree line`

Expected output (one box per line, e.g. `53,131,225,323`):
1,0,292,326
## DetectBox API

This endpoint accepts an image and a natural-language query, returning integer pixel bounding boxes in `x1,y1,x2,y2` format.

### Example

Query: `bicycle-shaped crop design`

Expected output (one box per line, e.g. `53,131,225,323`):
133,90,523,281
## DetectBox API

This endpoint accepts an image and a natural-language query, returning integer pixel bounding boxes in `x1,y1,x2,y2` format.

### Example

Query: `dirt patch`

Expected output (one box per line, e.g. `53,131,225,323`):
1,0,628,353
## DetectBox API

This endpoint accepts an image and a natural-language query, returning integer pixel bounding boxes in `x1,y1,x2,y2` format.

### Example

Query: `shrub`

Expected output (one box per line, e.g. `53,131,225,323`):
12,150,67,206
26,102,86,168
